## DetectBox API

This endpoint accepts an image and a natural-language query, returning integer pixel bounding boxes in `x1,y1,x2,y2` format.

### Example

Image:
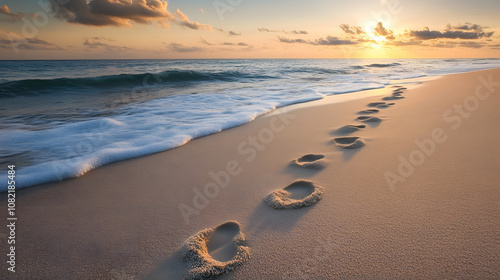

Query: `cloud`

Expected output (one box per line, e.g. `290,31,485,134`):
374,22,389,36
372,22,396,40
430,41,456,48
51,0,211,30
339,24,364,35
83,37,130,51
258,28,280,33
430,41,485,49
220,42,249,46
409,24,494,40
446,23,485,32
200,37,214,45
458,41,484,48
259,28,309,35
386,38,489,49
279,37,308,44
90,36,114,41
279,36,358,46
213,27,242,36
167,42,202,52
0,33,63,50
52,0,172,27
387,39,423,46
175,9,211,30
315,36,358,45
0,5,24,22
200,8,204,13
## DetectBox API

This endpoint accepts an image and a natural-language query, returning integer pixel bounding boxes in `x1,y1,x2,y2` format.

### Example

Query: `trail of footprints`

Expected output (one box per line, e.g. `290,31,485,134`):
181,85,408,279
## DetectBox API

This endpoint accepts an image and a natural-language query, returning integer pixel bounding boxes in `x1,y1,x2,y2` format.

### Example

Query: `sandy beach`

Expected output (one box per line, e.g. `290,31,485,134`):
2,68,499,279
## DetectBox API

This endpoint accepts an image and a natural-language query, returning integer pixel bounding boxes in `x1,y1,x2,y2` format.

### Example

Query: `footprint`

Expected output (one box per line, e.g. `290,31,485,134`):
290,154,326,169
335,124,366,134
183,221,251,280
393,90,404,95
367,102,386,107
331,136,365,149
382,95,404,101
356,116,382,122
357,109,379,115
367,102,393,109
264,180,323,209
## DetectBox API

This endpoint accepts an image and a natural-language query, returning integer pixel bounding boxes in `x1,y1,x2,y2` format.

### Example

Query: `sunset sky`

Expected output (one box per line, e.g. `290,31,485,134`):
1,0,499,59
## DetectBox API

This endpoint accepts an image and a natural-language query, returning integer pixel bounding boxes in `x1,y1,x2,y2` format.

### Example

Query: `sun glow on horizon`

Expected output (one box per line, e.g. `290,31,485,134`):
0,0,499,59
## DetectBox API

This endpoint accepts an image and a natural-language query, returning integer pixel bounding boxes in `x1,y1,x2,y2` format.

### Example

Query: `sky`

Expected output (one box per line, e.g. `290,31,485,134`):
0,0,499,59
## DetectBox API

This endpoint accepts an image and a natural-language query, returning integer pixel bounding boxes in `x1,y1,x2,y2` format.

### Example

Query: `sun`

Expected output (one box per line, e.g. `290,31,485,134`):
364,33,387,49
363,22,389,48
373,35,387,44
366,31,387,47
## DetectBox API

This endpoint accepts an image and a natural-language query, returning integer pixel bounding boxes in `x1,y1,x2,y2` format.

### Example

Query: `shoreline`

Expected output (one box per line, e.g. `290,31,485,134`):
2,68,500,279
0,69,442,191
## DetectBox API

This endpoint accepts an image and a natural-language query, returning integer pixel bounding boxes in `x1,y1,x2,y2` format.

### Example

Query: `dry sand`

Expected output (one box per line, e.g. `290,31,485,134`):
1,68,499,279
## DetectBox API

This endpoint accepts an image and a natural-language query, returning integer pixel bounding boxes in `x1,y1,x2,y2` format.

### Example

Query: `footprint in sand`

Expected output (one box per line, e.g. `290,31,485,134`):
357,109,379,115
290,154,327,169
356,116,382,122
382,88,407,100
367,102,393,109
331,136,365,149
335,124,366,134
183,221,251,280
264,180,323,209
382,95,404,101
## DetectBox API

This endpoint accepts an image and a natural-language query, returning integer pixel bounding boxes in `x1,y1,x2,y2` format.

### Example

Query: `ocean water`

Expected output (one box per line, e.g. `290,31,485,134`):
1,58,500,190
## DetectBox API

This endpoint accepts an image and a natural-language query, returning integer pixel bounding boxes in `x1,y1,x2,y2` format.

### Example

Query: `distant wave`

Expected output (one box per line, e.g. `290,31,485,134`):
0,70,277,97
283,67,352,75
366,63,402,68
